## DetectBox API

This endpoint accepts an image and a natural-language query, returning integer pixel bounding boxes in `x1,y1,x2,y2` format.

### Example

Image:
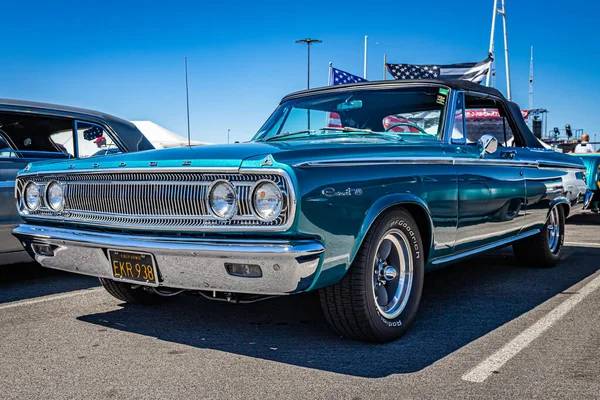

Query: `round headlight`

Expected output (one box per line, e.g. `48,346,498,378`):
46,181,64,211
208,181,237,219
24,182,41,211
252,181,282,221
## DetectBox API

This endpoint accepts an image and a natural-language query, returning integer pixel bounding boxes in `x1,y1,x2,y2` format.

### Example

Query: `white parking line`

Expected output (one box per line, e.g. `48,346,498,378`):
462,271,600,383
0,287,102,311
564,241,600,248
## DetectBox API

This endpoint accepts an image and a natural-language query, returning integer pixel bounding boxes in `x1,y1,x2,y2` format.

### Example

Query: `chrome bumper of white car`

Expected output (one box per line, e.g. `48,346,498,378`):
12,225,324,295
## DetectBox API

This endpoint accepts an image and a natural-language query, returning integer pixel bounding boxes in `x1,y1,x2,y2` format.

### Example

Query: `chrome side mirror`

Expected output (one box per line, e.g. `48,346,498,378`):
478,134,498,158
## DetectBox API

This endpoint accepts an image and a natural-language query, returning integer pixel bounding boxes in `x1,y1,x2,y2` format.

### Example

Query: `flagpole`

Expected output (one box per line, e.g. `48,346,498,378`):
184,56,191,146
383,54,387,80
364,36,368,79
529,46,534,111
328,62,333,86
486,0,498,87
500,0,512,100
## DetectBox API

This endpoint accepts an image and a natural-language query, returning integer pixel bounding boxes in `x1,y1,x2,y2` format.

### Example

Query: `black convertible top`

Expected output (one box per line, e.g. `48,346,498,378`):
282,79,542,148
0,98,154,152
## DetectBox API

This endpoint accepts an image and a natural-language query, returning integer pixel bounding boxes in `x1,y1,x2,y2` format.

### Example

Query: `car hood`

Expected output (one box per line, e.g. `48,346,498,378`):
23,138,444,174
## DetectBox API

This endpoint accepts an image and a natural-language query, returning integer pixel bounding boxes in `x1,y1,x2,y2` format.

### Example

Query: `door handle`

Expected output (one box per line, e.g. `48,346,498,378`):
500,150,516,160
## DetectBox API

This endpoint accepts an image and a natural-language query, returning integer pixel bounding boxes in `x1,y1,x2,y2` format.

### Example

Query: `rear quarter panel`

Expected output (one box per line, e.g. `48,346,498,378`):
577,154,600,190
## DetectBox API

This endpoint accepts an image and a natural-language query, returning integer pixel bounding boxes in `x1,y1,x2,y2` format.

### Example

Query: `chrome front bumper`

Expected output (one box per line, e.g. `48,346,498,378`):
12,225,324,295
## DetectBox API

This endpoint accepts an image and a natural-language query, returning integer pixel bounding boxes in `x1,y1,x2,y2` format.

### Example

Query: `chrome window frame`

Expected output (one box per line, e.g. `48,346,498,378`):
447,91,466,145
0,105,130,154
73,120,123,158
258,83,453,143
447,90,525,148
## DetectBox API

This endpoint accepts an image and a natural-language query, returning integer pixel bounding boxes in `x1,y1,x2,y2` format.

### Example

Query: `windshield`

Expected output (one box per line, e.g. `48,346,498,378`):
253,86,448,142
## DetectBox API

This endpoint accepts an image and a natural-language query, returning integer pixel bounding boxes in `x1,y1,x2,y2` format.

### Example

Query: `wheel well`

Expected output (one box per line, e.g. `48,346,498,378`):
394,203,433,263
558,203,570,218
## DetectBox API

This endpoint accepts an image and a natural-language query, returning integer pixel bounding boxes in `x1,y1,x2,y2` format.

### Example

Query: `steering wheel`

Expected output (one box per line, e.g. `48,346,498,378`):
384,122,428,135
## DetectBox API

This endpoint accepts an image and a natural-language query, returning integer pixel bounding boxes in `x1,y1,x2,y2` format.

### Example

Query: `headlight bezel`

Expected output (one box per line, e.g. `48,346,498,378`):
251,179,283,222
45,181,65,212
23,181,41,212
207,179,238,220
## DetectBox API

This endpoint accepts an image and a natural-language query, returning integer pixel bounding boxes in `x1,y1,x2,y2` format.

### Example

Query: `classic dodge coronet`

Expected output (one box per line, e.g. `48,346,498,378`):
13,80,593,342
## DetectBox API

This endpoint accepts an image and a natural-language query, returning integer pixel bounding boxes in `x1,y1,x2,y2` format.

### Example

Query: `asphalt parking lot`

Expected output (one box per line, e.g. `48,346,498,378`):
1,214,599,399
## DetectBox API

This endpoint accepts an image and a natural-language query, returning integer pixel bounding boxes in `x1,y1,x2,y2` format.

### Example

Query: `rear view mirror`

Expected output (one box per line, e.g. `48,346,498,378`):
478,134,498,158
337,100,363,111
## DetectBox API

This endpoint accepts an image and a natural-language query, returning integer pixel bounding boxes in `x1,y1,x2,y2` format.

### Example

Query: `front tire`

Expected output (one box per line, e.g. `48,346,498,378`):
99,278,166,305
513,205,565,268
319,208,425,343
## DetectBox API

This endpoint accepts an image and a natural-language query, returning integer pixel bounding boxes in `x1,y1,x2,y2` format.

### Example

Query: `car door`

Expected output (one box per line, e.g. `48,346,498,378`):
0,111,73,258
0,152,39,255
446,92,527,254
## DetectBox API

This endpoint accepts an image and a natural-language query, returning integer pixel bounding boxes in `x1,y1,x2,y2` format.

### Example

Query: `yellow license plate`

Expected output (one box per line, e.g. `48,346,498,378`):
108,250,158,286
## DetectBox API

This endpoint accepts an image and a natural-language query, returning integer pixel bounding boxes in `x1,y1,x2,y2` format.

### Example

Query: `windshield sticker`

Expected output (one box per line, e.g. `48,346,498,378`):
436,94,446,106
438,88,449,96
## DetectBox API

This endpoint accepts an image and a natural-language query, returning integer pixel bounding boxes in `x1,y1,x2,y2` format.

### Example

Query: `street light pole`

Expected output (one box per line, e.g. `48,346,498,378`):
296,38,322,89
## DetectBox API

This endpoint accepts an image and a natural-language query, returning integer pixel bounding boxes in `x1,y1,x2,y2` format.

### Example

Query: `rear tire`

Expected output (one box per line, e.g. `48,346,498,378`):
513,205,565,268
99,278,166,305
319,208,425,343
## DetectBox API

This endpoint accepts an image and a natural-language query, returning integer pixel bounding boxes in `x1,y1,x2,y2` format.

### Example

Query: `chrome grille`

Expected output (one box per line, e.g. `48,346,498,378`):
16,170,294,231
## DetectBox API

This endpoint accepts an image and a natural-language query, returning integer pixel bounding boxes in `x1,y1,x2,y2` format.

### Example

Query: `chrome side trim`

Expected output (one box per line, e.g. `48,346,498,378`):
294,157,584,170
294,157,453,168
430,229,540,265
453,158,538,168
17,166,240,178
0,181,15,188
536,161,586,170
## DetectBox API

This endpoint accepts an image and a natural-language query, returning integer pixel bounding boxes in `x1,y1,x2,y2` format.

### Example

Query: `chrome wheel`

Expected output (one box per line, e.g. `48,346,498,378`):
547,207,560,253
372,229,413,319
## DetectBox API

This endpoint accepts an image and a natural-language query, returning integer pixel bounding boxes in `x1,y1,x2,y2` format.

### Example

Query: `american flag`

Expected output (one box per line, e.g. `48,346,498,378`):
331,67,368,85
326,67,368,127
386,55,493,84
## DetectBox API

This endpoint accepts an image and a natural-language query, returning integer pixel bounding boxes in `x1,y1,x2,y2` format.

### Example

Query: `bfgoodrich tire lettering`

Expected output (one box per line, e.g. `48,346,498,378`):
319,208,425,342
513,205,565,268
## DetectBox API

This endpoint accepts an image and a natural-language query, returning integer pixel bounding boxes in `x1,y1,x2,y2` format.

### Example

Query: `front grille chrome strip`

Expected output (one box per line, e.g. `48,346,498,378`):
17,169,296,232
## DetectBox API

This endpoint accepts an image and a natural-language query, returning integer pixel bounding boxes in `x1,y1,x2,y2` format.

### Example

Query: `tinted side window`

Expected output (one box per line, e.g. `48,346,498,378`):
76,121,122,158
50,128,76,157
0,133,17,158
0,112,73,155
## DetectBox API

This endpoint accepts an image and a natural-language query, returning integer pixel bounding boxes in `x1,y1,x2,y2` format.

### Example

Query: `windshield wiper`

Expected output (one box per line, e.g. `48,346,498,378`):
320,127,403,140
264,130,315,142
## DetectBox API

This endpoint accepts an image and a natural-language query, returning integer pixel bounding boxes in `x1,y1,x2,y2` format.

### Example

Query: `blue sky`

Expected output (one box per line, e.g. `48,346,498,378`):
1,0,599,143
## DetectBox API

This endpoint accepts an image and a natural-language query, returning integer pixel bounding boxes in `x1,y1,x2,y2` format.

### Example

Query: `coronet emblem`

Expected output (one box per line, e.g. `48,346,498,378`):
322,187,363,197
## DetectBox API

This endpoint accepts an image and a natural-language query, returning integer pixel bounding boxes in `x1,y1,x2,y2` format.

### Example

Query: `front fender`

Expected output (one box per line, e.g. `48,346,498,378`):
349,193,434,266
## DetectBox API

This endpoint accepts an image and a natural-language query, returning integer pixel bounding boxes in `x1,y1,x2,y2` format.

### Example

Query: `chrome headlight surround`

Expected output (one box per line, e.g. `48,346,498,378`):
23,181,41,211
207,180,237,220
46,181,65,212
251,180,283,222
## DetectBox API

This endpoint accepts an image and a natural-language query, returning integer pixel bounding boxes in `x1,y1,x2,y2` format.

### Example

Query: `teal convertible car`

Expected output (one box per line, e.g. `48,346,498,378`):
13,80,592,342
577,154,600,212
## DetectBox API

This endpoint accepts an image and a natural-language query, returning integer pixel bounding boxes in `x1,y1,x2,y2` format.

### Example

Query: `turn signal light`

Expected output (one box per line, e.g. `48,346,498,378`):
32,243,54,257
224,263,262,278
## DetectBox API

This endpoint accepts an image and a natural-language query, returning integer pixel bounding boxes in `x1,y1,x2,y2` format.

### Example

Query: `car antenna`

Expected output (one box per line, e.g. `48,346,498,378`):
184,56,191,146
